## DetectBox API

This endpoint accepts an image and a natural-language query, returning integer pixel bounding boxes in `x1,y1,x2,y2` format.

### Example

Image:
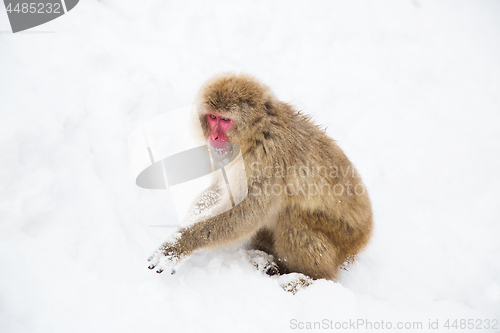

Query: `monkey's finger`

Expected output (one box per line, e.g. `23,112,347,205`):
152,256,179,275
155,264,175,274
148,252,162,262
147,254,163,270
147,250,164,267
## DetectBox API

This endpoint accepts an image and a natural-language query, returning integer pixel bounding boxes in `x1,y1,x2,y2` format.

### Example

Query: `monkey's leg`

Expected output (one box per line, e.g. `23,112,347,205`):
250,228,275,254
248,228,280,275
273,215,340,280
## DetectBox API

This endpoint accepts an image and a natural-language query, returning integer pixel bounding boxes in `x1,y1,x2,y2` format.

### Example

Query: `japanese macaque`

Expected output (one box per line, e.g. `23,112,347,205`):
148,73,373,282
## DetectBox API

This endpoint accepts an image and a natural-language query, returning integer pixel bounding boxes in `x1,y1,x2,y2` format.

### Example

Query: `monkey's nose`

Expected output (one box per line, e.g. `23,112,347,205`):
210,131,220,141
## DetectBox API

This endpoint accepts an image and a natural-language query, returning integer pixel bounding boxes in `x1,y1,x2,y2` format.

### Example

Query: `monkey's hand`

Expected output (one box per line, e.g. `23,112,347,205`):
147,240,185,274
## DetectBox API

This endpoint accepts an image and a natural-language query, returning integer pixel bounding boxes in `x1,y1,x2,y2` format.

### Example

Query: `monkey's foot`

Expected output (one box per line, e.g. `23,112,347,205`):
147,242,184,274
279,273,313,295
244,249,280,276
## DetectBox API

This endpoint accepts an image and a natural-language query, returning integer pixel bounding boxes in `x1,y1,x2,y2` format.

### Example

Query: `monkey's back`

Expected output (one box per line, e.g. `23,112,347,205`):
263,103,373,269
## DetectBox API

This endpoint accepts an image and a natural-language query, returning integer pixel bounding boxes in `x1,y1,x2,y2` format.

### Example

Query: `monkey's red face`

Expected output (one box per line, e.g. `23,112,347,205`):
207,113,233,142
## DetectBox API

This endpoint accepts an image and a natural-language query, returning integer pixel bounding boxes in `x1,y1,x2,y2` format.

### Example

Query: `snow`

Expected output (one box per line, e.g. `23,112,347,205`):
1,0,500,332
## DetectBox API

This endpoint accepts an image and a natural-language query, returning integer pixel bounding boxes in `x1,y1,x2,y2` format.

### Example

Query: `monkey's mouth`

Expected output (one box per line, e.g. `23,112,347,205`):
209,141,232,155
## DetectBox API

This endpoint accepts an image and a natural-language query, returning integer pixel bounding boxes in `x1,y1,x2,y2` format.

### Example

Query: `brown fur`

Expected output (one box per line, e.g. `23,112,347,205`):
152,73,372,280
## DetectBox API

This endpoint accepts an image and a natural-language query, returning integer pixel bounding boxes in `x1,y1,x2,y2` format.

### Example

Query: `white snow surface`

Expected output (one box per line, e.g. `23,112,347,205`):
1,1,500,332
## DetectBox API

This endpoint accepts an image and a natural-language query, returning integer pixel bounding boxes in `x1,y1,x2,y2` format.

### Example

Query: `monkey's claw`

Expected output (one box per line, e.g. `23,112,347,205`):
265,264,279,276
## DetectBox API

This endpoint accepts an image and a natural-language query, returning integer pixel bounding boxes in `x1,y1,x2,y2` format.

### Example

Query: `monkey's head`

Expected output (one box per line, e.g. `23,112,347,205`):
195,73,277,152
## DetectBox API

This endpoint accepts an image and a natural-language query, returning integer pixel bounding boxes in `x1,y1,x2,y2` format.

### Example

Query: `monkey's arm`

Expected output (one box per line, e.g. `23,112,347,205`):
148,187,274,273
183,185,221,224
179,193,270,252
